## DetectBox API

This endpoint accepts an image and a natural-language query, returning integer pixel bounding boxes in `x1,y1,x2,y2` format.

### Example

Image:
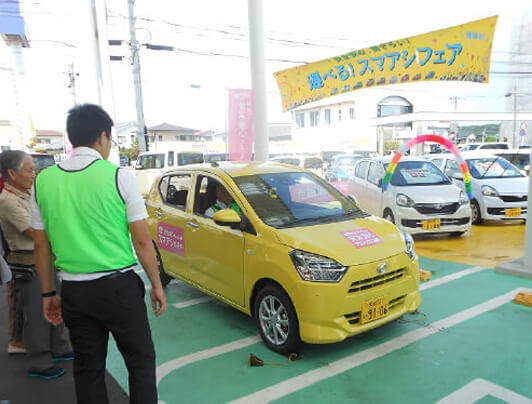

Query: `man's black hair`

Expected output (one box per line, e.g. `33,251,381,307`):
66,104,114,148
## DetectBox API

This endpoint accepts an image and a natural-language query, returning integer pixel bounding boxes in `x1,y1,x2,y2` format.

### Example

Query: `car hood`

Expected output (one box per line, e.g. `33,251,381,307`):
392,184,462,203
275,216,407,266
475,176,529,194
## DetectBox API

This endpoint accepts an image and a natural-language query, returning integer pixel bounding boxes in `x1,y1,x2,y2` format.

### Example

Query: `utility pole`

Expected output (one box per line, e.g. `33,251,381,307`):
248,0,269,161
67,63,78,107
512,83,517,148
127,0,147,153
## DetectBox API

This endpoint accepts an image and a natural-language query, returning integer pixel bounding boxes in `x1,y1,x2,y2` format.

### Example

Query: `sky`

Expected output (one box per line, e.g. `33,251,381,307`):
1,0,531,131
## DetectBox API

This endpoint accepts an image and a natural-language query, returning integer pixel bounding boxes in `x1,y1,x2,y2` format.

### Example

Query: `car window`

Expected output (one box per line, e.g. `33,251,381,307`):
274,158,300,166
304,157,322,169
168,151,174,167
158,175,170,201
384,161,451,186
367,162,383,186
32,155,56,173
137,154,165,169
444,159,461,177
234,172,364,228
177,153,203,166
161,174,192,210
479,144,508,150
337,156,361,166
431,158,443,169
355,161,369,179
193,175,221,216
467,158,523,178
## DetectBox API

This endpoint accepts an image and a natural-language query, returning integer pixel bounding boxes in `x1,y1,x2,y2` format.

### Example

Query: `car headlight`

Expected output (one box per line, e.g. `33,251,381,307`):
396,193,415,207
459,191,469,205
481,185,498,197
290,250,347,282
401,230,416,261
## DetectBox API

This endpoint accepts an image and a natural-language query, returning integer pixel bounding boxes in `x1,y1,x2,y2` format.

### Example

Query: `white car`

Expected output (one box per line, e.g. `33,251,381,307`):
429,151,528,224
350,157,471,235
268,155,325,177
135,150,204,196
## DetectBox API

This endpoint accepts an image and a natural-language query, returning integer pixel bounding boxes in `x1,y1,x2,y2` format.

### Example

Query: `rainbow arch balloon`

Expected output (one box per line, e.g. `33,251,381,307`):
382,134,473,199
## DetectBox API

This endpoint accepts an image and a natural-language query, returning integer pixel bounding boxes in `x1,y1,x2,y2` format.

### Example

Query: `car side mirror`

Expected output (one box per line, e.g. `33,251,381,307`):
451,173,463,181
213,209,241,229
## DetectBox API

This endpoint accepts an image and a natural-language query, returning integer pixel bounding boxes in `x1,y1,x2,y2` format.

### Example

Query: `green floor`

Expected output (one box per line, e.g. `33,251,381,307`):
106,257,532,404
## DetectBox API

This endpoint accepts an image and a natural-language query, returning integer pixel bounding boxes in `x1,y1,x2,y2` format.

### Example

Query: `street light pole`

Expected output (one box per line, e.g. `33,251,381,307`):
127,0,147,153
512,83,517,148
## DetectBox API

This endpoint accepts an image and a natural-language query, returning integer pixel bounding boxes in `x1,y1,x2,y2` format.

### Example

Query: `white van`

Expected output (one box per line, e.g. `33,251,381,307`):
135,150,203,196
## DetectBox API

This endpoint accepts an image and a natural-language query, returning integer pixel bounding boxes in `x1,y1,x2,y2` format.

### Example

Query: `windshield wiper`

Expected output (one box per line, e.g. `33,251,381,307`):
480,157,500,179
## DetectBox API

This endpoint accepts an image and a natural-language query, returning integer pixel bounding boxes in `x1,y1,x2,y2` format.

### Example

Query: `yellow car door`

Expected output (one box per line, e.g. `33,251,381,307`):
185,174,246,307
151,172,193,281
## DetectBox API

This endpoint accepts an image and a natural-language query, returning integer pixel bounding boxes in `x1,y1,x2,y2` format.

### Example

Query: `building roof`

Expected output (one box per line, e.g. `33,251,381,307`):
148,123,199,133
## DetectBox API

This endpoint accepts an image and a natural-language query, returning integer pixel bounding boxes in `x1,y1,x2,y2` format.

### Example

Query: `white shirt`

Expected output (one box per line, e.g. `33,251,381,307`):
31,147,147,281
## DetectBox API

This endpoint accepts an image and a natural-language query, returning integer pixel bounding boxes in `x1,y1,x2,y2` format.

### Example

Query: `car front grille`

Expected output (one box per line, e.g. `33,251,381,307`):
413,202,459,214
487,207,527,216
344,295,407,325
348,268,406,293
401,217,470,228
499,195,527,202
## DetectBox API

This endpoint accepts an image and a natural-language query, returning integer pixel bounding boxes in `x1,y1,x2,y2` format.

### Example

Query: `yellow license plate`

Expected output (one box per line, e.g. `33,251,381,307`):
360,296,389,324
422,219,441,230
505,208,522,217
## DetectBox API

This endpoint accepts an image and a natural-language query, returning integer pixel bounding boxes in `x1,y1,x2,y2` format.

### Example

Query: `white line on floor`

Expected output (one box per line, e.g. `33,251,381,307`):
156,335,262,385
436,378,532,404
172,297,211,309
227,288,528,404
420,266,485,291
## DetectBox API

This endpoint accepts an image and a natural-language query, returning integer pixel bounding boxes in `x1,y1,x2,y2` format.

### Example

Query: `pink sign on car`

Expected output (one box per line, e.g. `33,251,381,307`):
341,229,383,248
157,223,185,256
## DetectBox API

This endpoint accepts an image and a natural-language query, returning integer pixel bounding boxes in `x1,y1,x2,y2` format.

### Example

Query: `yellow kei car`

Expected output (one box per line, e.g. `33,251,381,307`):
146,161,421,353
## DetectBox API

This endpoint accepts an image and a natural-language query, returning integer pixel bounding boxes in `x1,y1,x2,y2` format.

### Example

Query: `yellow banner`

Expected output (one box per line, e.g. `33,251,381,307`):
274,16,498,112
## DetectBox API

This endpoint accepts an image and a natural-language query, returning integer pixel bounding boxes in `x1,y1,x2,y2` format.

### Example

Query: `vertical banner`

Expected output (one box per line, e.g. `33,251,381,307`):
228,89,255,161
274,15,498,112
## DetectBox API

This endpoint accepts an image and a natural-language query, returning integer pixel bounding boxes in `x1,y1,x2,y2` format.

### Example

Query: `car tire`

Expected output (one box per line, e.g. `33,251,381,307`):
383,209,395,224
153,242,172,288
254,284,301,354
471,200,482,225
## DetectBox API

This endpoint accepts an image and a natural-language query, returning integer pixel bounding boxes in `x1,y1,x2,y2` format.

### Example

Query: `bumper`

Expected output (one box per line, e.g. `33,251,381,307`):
481,196,527,220
292,253,421,344
396,204,471,235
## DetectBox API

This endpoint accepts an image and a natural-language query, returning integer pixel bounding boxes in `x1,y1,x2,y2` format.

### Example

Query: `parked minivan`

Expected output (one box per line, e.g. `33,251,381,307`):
135,150,204,196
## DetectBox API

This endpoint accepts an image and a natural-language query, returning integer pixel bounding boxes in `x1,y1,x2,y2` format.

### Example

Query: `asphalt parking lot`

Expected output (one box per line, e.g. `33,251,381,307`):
104,221,532,404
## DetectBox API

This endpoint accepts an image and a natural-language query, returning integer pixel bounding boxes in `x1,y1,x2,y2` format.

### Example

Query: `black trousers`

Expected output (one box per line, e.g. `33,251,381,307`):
62,271,157,404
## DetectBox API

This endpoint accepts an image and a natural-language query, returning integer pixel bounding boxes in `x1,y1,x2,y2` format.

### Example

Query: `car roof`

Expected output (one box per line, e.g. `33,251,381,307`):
427,150,497,159
159,161,307,178
361,155,433,164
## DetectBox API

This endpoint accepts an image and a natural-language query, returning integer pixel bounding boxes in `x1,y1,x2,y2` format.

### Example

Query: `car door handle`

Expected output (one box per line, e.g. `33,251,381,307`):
154,210,163,217
187,221,199,228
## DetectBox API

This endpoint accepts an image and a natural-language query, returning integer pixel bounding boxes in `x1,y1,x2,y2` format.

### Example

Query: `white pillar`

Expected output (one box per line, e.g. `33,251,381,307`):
247,0,269,161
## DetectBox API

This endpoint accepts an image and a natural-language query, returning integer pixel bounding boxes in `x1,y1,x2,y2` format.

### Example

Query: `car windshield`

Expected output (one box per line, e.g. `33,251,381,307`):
136,154,165,169
467,158,523,178
337,156,362,166
32,155,56,173
234,172,365,228
178,153,204,165
384,161,451,186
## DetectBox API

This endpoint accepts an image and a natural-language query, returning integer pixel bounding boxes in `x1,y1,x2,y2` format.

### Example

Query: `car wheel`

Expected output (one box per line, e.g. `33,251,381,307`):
383,209,395,224
254,284,301,354
471,200,482,225
153,242,172,288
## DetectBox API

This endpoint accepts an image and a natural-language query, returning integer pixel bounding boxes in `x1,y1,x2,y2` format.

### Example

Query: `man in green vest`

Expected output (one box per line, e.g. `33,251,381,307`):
205,182,241,218
32,104,166,404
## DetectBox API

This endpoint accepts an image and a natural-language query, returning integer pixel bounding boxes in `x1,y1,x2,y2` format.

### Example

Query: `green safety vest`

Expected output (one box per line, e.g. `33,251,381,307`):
212,201,241,216
35,160,136,274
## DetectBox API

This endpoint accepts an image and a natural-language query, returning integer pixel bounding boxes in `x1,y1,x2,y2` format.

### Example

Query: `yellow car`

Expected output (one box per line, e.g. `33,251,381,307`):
146,161,421,353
